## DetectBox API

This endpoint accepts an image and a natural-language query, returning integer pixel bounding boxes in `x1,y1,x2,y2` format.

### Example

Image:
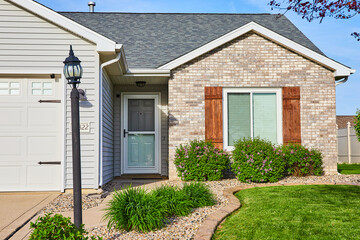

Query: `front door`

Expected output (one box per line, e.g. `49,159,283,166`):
122,94,160,174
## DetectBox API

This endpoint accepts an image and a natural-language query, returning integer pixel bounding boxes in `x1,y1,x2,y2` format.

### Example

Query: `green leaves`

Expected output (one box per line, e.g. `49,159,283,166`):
29,213,102,240
232,138,286,183
104,186,166,232
104,183,216,232
231,138,323,183
174,140,231,181
282,144,323,177
354,109,360,142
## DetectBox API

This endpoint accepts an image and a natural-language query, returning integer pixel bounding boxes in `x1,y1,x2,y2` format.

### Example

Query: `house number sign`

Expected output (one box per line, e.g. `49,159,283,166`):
80,122,90,133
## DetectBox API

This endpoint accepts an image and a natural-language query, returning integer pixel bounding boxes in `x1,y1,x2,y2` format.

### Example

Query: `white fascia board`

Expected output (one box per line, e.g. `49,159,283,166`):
158,22,355,77
8,0,116,52
126,68,170,77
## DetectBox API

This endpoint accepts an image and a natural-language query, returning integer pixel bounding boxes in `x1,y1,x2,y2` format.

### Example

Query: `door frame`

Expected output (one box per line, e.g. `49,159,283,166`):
120,92,161,174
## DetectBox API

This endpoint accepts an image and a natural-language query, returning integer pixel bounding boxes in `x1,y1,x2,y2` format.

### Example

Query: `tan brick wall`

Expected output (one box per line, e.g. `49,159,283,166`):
168,32,337,180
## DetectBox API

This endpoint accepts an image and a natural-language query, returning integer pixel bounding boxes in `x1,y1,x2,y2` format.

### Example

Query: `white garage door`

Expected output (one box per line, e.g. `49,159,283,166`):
0,78,62,191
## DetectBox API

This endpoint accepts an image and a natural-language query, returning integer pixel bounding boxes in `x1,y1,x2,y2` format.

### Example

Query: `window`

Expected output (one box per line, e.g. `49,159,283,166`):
223,88,282,149
0,81,20,95
31,82,53,96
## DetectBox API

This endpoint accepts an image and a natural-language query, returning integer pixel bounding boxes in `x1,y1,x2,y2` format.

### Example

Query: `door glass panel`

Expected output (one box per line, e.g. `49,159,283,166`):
253,93,277,143
128,134,155,167
128,99,155,131
228,93,251,146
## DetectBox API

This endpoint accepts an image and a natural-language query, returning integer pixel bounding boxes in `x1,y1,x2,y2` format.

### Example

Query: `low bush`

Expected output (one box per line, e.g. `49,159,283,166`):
231,138,286,183
281,144,323,176
174,139,230,181
182,182,216,208
29,213,101,240
104,187,167,232
152,185,192,216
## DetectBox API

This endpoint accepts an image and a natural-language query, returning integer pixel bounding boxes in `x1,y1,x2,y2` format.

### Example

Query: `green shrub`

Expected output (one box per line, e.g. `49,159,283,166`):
29,213,101,240
182,182,216,208
231,138,286,183
174,139,231,181
152,185,193,216
104,187,167,232
282,144,323,176
355,109,360,142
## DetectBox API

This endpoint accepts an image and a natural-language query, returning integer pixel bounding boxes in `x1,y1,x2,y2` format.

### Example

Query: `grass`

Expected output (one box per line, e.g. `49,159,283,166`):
213,185,360,240
338,163,360,174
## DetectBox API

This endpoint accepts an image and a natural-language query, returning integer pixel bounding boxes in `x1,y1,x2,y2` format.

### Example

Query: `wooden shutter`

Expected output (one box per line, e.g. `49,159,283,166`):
205,87,223,149
282,87,301,144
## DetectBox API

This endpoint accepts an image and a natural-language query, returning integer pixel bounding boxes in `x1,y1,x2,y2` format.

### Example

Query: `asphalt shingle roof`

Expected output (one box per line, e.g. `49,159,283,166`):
59,12,324,68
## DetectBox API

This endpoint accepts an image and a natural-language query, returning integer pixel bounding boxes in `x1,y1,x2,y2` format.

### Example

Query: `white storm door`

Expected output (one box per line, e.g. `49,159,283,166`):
123,94,160,174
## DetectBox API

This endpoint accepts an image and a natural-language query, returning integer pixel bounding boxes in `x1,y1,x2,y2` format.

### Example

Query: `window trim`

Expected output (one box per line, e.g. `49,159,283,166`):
223,88,283,151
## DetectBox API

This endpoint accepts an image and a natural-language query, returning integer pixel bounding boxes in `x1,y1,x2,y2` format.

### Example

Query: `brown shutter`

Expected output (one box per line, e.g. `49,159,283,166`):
282,87,301,145
205,87,223,149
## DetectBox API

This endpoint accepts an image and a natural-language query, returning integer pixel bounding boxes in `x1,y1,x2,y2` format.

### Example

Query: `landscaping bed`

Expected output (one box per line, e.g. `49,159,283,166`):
85,175,359,240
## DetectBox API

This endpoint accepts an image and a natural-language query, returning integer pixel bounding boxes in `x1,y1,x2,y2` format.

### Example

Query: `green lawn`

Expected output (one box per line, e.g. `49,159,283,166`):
213,185,360,240
338,163,360,174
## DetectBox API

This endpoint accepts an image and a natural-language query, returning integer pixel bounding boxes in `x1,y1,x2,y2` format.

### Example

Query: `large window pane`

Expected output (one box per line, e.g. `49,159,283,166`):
228,93,251,145
253,93,277,143
128,99,155,131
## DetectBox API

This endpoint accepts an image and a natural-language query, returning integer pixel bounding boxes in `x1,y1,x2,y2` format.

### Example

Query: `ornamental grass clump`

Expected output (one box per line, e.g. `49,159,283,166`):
182,182,216,208
104,183,216,233
152,185,193,216
281,144,323,176
104,186,167,232
231,138,286,183
174,139,230,181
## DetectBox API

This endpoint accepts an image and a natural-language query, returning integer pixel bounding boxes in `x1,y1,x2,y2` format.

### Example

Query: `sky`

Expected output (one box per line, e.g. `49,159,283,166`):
36,0,360,115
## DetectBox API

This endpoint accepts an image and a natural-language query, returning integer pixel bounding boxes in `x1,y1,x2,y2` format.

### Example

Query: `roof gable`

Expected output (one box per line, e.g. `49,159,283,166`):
159,21,354,77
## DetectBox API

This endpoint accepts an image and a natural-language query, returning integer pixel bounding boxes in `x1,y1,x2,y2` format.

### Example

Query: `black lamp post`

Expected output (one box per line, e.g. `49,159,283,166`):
63,45,83,229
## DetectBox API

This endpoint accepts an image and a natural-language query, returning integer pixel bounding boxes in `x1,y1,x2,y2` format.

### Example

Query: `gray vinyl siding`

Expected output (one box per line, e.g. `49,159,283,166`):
114,85,168,176
0,0,99,189
102,71,114,184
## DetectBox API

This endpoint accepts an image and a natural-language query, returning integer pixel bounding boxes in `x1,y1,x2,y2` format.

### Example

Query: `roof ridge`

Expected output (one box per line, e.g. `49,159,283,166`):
58,12,273,15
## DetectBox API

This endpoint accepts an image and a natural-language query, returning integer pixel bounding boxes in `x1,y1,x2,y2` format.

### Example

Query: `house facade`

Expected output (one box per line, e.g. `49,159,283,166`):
0,0,354,192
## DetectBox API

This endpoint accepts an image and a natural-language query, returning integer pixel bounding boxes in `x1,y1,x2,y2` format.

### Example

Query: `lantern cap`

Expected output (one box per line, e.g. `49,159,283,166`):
63,45,81,64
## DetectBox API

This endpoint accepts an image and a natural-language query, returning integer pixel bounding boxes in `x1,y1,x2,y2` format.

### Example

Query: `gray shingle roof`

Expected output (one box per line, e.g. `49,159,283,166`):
59,12,324,68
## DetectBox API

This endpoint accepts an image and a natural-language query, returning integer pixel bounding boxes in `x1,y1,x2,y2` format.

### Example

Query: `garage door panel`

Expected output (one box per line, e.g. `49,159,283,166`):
27,136,60,156
0,106,24,127
27,166,60,187
0,166,22,186
28,107,60,128
0,136,23,156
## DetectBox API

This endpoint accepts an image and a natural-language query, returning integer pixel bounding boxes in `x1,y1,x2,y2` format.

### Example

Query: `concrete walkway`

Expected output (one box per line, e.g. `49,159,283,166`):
0,192,59,240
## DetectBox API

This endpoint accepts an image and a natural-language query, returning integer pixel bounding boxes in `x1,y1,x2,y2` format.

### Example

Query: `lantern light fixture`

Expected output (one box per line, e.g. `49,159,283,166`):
63,45,83,87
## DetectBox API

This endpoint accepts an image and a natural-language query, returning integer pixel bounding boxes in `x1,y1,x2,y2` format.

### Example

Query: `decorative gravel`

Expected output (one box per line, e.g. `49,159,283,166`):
85,174,360,240
40,194,105,214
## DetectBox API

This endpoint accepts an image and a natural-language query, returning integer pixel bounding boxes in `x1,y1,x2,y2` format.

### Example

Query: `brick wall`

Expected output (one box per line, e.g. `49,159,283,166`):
168,32,337,179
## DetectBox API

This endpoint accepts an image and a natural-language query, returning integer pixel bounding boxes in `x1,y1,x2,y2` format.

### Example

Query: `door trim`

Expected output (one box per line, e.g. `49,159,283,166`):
120,92,161,174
